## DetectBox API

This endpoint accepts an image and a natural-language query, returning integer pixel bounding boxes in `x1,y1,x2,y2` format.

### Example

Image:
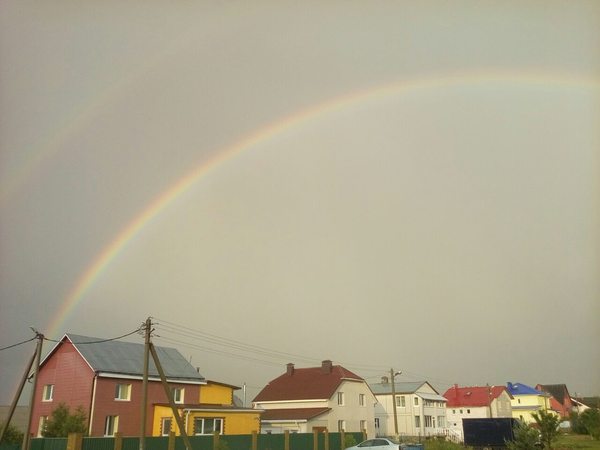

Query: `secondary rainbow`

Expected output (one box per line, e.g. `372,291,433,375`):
45,69,599,338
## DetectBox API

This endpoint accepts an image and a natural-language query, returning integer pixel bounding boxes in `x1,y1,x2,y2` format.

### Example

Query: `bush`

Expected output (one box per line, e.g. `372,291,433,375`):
42,403,88,437
506,421,541,450
0,422,24,445
580,409,600,440
344,434,357,448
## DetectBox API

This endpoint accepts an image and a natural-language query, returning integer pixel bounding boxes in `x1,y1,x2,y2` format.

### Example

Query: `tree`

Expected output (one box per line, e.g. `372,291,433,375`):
0,422,24,445
569,411,588,435
506,421,540,450
42,403,88,437
580,408,600,440
531,410,561,450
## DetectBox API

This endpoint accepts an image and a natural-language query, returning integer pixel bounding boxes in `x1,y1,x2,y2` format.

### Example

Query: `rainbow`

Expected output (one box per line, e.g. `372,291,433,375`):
44,69,599,338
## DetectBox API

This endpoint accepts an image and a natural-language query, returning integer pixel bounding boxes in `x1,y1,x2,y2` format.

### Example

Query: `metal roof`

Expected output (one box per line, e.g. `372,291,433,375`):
63,334,205,383
417,392,447,402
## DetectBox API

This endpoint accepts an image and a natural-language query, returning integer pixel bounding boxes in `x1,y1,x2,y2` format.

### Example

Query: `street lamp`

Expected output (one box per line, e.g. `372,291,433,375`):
390,369,402,438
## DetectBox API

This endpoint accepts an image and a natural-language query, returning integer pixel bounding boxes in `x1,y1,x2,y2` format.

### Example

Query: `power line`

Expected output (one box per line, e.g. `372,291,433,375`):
42,326,143,344
0,336,36,352
154,317,390,373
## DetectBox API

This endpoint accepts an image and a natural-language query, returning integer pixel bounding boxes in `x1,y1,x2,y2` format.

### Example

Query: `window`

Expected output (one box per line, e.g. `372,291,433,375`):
459,409,463,414
415,416,420,428
104,416,119,436
452,409,456,414
374,418,380,429
161,418,172,436
414,397,419,406
173,388,184,404
425,415,433,427
193,418,223,435
42,385,54,401
115,384,131,401
467,409,470,414
37,416,48,437
359,394,365,406
338,420,346,432
425,400,435,407
437,416,445,428
396,396,406,407
360,420,367,432
337,392,345,406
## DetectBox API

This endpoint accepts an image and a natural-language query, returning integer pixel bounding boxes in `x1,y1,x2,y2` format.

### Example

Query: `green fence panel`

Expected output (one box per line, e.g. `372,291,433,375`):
288,433,311,450
144,436,168,450
0,444,20,450
257,433,285,450
220,434,252,450
187,435,213,450
31,438,67,450
82,437,115,450
121,437,139,450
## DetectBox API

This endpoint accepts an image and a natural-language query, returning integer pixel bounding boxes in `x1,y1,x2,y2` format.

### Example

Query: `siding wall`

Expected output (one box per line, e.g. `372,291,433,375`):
31,342,95,436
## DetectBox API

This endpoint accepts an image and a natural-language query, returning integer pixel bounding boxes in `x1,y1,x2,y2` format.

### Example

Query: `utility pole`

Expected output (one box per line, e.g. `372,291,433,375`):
22,330,44,450
390,369,400,438
0,341,38,444
139,318,151,450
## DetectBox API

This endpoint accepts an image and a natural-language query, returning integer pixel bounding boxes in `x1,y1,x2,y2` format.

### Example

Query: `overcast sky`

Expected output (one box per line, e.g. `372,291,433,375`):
1,1,599,406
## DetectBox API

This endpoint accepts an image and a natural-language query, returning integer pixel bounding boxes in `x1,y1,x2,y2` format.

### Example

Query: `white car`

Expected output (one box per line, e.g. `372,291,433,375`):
346,438,400,450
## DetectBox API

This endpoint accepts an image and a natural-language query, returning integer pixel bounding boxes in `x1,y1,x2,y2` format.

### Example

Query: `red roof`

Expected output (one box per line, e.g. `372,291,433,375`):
443,385,511,407
261,408,331,421
253,362,364,402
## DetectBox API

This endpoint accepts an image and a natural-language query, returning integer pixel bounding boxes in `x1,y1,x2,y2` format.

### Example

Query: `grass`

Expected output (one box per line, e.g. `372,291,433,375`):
554,433,600,450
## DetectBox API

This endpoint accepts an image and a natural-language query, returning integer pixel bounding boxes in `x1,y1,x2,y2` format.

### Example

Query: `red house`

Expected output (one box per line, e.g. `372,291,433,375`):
535,384,574,418
30,334,206,437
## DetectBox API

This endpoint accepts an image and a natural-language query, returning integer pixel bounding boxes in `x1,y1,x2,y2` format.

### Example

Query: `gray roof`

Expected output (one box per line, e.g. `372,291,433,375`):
369,381,430,395
45,334,205,383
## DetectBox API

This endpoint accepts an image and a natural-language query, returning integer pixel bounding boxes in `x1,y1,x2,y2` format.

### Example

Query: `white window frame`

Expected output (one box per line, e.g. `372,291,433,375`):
360,420,367,432
161,417,172,436
359,393,365,406
415,416,420,428
42,384,54,402
337,392,345,406
104,415,119,436
115,384,131,401
193,418,223,435
414,396,419,406
37,416,48,437
173,387,185,404
396,395,406,407
338,420,346,432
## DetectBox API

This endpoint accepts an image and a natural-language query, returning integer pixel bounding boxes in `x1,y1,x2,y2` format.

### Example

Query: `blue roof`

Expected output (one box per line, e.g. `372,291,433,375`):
506,382,543,396
45,334,205,384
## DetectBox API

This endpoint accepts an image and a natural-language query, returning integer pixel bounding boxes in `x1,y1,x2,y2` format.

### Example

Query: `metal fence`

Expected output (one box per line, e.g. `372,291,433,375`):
15,432,365,450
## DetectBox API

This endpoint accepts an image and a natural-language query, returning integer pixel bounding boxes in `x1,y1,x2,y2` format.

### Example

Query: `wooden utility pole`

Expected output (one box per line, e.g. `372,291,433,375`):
148,343,192,450
22,331,44,450
0,347,37,444
139,318,151,450
390,369,399,438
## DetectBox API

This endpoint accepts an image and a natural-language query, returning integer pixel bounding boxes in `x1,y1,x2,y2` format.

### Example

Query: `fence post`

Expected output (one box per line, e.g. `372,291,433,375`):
324,430,329,450
168,432,175,450
114,432,123,450
363,429,367,441
213,431,219,450
313,429,319,450
284,430,290,450
252,430,257,450
66,433,83,450
340,431,345,450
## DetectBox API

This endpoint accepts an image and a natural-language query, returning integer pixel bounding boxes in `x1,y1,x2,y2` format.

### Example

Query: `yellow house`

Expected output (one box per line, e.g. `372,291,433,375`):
152,380,263,436
506,382,551,423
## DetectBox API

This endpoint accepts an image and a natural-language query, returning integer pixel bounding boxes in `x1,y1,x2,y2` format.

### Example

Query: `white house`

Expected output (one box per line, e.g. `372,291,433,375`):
370,379,447,438
442,384,513,442
252,360,377,435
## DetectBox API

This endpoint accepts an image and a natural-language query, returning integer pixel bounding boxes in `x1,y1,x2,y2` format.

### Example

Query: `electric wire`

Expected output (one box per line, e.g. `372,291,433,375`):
0,336,36,352
153,317,390,374
43,326,143,344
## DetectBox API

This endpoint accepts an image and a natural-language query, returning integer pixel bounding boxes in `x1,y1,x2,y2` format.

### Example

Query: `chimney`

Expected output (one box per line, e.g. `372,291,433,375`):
321,360,333,374
381,376,389,384
286,363,295,376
